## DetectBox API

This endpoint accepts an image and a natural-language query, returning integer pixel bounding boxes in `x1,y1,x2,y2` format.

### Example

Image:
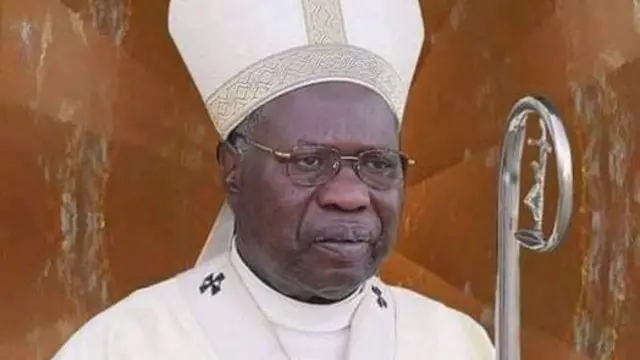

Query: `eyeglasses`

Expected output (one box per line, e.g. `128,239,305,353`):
233,134,415,190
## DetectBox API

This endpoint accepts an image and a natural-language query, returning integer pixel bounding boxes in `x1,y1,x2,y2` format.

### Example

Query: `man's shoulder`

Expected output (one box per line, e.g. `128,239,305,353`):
98,276,183,322
53,278,187,357
385,283,495,358
78,254,231,325
52,257,229,359
387,284,470,320
108,253,230,309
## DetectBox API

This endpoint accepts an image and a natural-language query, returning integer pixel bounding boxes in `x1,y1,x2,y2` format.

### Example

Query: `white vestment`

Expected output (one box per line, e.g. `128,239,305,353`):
51,2,495,359
52,243,495,360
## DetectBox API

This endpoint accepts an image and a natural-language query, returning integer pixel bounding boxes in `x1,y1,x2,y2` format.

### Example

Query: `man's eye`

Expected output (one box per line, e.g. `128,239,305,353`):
364,159,393,170
295,156,323,170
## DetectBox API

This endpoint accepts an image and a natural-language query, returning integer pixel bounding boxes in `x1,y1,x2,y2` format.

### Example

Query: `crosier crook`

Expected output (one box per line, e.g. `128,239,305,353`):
495,96,574,360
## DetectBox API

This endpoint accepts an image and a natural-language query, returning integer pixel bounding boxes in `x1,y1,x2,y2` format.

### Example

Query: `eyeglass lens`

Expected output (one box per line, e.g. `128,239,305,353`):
286,146,405,189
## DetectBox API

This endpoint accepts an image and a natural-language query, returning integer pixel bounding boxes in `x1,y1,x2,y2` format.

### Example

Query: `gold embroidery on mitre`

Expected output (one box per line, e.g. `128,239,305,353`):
301,0,347,44
205,44,406,139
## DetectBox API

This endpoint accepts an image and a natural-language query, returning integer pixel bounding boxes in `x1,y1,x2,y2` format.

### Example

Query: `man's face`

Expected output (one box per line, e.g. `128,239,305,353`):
227,82,404,303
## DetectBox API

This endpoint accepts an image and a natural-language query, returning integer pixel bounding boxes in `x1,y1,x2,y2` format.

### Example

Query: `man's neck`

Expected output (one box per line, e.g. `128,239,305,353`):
230,240,367,334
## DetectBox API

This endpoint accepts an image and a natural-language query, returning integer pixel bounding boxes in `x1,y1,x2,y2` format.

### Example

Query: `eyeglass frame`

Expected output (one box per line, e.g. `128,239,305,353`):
227,133,415,190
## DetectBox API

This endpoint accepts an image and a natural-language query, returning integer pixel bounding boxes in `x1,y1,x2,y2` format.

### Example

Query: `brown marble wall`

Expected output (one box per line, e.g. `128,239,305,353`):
0,0,638,359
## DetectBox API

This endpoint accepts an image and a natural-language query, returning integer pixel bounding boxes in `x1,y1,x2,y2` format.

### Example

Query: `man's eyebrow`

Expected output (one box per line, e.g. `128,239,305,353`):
292,139,399,150
294,139,323,146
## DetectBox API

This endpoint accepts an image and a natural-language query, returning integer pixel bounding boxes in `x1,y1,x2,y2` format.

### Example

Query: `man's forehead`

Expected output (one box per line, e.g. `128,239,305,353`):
262,82,396,126
254,82,399,147
280,82,386,101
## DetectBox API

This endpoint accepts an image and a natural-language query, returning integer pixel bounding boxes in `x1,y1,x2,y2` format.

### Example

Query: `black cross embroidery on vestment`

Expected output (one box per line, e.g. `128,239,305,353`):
199,272,226,296
371,285,388,309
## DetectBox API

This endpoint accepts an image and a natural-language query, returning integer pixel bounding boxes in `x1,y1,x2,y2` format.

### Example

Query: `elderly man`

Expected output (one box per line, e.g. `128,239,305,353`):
52,0,494,359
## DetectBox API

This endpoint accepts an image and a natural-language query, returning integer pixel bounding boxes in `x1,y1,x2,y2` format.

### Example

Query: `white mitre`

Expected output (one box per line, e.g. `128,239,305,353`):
168,0,425,266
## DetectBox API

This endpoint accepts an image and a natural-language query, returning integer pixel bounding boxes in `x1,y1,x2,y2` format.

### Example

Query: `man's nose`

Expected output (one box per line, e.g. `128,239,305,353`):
316,168,371,212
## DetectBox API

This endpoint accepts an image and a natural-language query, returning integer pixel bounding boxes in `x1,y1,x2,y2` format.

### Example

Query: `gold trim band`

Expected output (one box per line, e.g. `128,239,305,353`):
301,0,347,44
205,44,406,139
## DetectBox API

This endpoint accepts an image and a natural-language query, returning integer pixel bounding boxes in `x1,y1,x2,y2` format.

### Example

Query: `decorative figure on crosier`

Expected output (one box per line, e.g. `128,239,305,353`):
495,96,573,360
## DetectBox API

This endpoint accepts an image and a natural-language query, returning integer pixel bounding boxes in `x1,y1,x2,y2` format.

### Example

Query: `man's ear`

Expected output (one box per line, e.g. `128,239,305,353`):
216,141,241,193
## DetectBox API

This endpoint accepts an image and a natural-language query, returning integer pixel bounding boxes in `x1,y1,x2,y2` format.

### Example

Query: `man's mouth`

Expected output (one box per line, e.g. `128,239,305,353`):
312,237,373,259
308,223,379,254
314,237,370,244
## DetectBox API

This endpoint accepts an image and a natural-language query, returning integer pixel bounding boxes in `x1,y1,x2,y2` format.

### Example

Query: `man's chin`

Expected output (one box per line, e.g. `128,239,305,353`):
309,287,361,304
304,270,375,303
